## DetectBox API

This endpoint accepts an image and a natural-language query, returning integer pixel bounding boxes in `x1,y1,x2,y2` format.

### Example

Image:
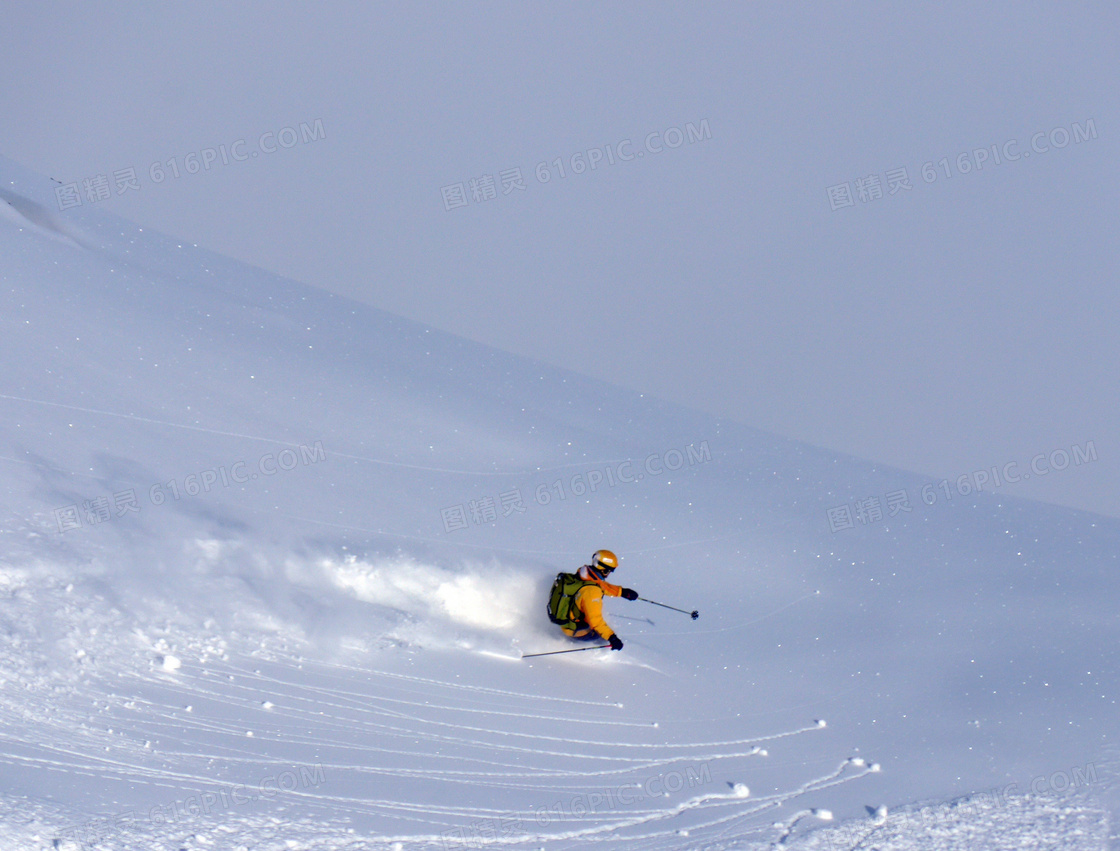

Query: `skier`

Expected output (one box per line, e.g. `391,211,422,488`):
547,549,639,650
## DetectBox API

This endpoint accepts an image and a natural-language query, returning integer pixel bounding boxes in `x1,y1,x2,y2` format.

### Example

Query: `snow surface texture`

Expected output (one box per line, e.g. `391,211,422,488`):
0,154,1117,849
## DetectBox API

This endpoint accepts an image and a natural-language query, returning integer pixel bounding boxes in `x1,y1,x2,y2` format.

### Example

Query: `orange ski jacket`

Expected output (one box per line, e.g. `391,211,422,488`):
563,566,624,640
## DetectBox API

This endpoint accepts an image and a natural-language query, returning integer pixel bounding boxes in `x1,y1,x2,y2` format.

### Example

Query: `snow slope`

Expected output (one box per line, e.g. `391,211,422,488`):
0,154,1117,849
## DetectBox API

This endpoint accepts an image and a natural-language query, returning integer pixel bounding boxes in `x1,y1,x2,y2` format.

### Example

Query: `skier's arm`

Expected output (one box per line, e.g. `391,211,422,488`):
595,579,624,597
597,579,637,601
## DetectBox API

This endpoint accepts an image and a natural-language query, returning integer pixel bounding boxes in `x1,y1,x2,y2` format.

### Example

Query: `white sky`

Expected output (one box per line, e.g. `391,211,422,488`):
5,1,1118,517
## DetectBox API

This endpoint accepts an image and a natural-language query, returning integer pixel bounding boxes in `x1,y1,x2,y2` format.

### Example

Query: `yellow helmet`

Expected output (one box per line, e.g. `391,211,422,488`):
590,549,619,577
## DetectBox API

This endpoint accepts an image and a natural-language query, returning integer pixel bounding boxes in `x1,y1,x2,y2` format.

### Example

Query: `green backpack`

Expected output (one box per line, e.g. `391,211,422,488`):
547,572,595,630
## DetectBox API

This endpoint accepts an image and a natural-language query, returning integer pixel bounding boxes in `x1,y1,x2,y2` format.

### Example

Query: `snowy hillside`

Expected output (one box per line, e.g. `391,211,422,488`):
1,153,1117,849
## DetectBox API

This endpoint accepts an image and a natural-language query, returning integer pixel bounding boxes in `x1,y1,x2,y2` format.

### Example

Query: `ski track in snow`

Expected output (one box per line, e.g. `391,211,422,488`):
0,584,877,849
7,537,1100,849
1,515,1111,850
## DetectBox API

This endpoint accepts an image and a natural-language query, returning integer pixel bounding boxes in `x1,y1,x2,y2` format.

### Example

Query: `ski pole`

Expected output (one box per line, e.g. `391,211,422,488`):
522,644,611,659
639,597,699,620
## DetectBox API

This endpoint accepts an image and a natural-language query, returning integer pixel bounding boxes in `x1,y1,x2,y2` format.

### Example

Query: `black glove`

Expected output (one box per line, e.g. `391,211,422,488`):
620,588,638,601
608,634,624,651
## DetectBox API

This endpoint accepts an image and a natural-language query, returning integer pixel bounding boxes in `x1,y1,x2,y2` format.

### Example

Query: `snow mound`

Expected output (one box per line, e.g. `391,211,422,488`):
157,654,181,672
